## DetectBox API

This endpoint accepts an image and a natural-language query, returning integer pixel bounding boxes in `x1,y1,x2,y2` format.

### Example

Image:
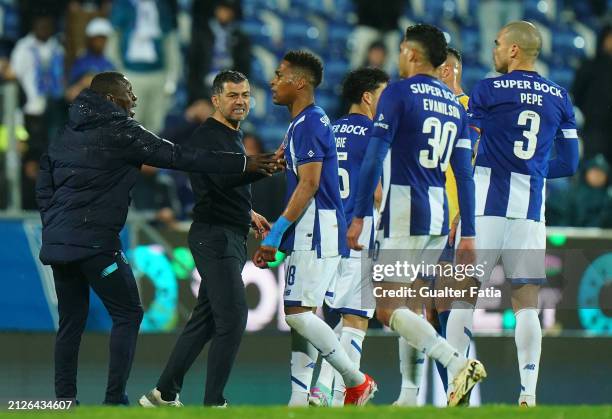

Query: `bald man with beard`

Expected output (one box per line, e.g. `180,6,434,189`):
444,21,580,406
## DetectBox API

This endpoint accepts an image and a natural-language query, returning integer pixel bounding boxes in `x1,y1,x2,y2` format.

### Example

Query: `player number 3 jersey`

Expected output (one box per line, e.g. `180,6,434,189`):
469,70,578,222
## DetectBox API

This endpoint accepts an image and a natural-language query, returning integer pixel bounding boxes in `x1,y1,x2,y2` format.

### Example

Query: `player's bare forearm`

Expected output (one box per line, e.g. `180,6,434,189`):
374,181,383,210
282,162,322,222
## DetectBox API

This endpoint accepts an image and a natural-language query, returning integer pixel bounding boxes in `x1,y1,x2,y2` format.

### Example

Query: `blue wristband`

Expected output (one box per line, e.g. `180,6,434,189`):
261,215,292,248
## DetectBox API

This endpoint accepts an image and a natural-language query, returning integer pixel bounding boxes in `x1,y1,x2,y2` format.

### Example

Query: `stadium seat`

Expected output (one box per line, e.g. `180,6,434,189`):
256,123,290,150
549,66,575,90
459,25,481,65
316,89,342,120
327,24,352,57
550,25,587,67
241,17,278,51
523,0,561,24
462,64,489,94
250,46,278,86
283,17,323,52
408,0,458,22
321,58,348,92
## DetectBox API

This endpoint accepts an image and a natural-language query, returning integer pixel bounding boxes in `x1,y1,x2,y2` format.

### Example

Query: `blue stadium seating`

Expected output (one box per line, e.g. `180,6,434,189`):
322,58,348,92
550,26,587,67
549,66,575,90
283,17,323,52
459,25,480,65
327,24,352,58
316,89,342,120
242,18,277,51
235,0,601,149
462,64,489,93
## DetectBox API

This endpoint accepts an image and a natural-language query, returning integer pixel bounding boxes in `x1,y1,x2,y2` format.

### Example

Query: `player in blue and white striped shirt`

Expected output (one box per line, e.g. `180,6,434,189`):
446,21,579,407
253,50,376,407
312,68,388,407
348,24,487,407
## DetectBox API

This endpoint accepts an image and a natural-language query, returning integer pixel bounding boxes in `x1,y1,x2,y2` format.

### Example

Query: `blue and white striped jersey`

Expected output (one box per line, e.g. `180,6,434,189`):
469,70,578,221
279,104,349,258
371,74,474,237
333,113,375,257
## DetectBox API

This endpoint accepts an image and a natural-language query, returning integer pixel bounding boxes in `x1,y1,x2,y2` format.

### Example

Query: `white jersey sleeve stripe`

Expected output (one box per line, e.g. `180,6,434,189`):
474,166,491,216
378,150,392,216
428,186,445,235
562,128,578,138
319,209,339,257
389,184,411,238
293,200,316,251
506,172,531,219
455,138,471,149
350,215,373,258
289,134,298,175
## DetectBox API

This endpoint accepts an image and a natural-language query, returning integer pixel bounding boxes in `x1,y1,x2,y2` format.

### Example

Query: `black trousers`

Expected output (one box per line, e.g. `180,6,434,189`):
52,251,143,405
157,223,248,405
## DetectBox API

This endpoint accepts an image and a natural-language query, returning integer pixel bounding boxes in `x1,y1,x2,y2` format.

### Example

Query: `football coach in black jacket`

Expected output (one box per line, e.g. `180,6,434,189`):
35,71,279,405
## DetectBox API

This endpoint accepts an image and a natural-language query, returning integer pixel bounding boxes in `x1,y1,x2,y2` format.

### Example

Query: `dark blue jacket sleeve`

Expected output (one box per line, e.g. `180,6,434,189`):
114,118,247,174
547,92,580,179
547,138,579,178
353,136,391,218
450,140,476,237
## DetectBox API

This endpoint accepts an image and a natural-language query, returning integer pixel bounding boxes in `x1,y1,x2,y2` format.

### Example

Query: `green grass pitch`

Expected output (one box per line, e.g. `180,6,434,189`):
1,406,611,419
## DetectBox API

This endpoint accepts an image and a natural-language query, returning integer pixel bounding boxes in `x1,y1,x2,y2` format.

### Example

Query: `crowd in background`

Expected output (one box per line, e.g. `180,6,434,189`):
0,0,611,228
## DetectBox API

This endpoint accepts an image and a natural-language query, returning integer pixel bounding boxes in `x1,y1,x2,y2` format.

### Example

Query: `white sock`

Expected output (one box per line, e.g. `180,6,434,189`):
446,301,474,384
289,331,317,406
332,327,366,398
332,386,345,407
515,309,541,399
396,336,425,405
390,308,466,377
340,327,366,367
331,320,345,406
317,359,334,393
286,312,365,388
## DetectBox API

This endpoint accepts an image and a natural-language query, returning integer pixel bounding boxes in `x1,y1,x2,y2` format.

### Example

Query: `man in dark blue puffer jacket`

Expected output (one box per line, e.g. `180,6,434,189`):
35,71,279,405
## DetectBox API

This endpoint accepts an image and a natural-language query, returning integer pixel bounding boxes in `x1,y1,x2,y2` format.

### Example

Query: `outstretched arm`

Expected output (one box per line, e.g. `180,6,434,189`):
347,136,390,250
253,162,322,266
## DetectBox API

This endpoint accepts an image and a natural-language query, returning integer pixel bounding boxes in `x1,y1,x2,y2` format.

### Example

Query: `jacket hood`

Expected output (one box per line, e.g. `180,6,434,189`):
596,24,612,60
68,88,128,130
583,154,610,176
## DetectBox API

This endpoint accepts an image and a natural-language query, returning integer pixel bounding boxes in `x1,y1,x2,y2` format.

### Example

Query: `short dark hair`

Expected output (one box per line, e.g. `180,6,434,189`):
447,46,462,63
283,50,323,88
90,71,128,96
211,70,248,95
368,40,387,53
342,68,390,105
404,24,448,67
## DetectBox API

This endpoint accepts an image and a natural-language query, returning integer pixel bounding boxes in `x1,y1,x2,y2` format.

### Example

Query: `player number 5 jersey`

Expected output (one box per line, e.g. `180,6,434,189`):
333,113,375,257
